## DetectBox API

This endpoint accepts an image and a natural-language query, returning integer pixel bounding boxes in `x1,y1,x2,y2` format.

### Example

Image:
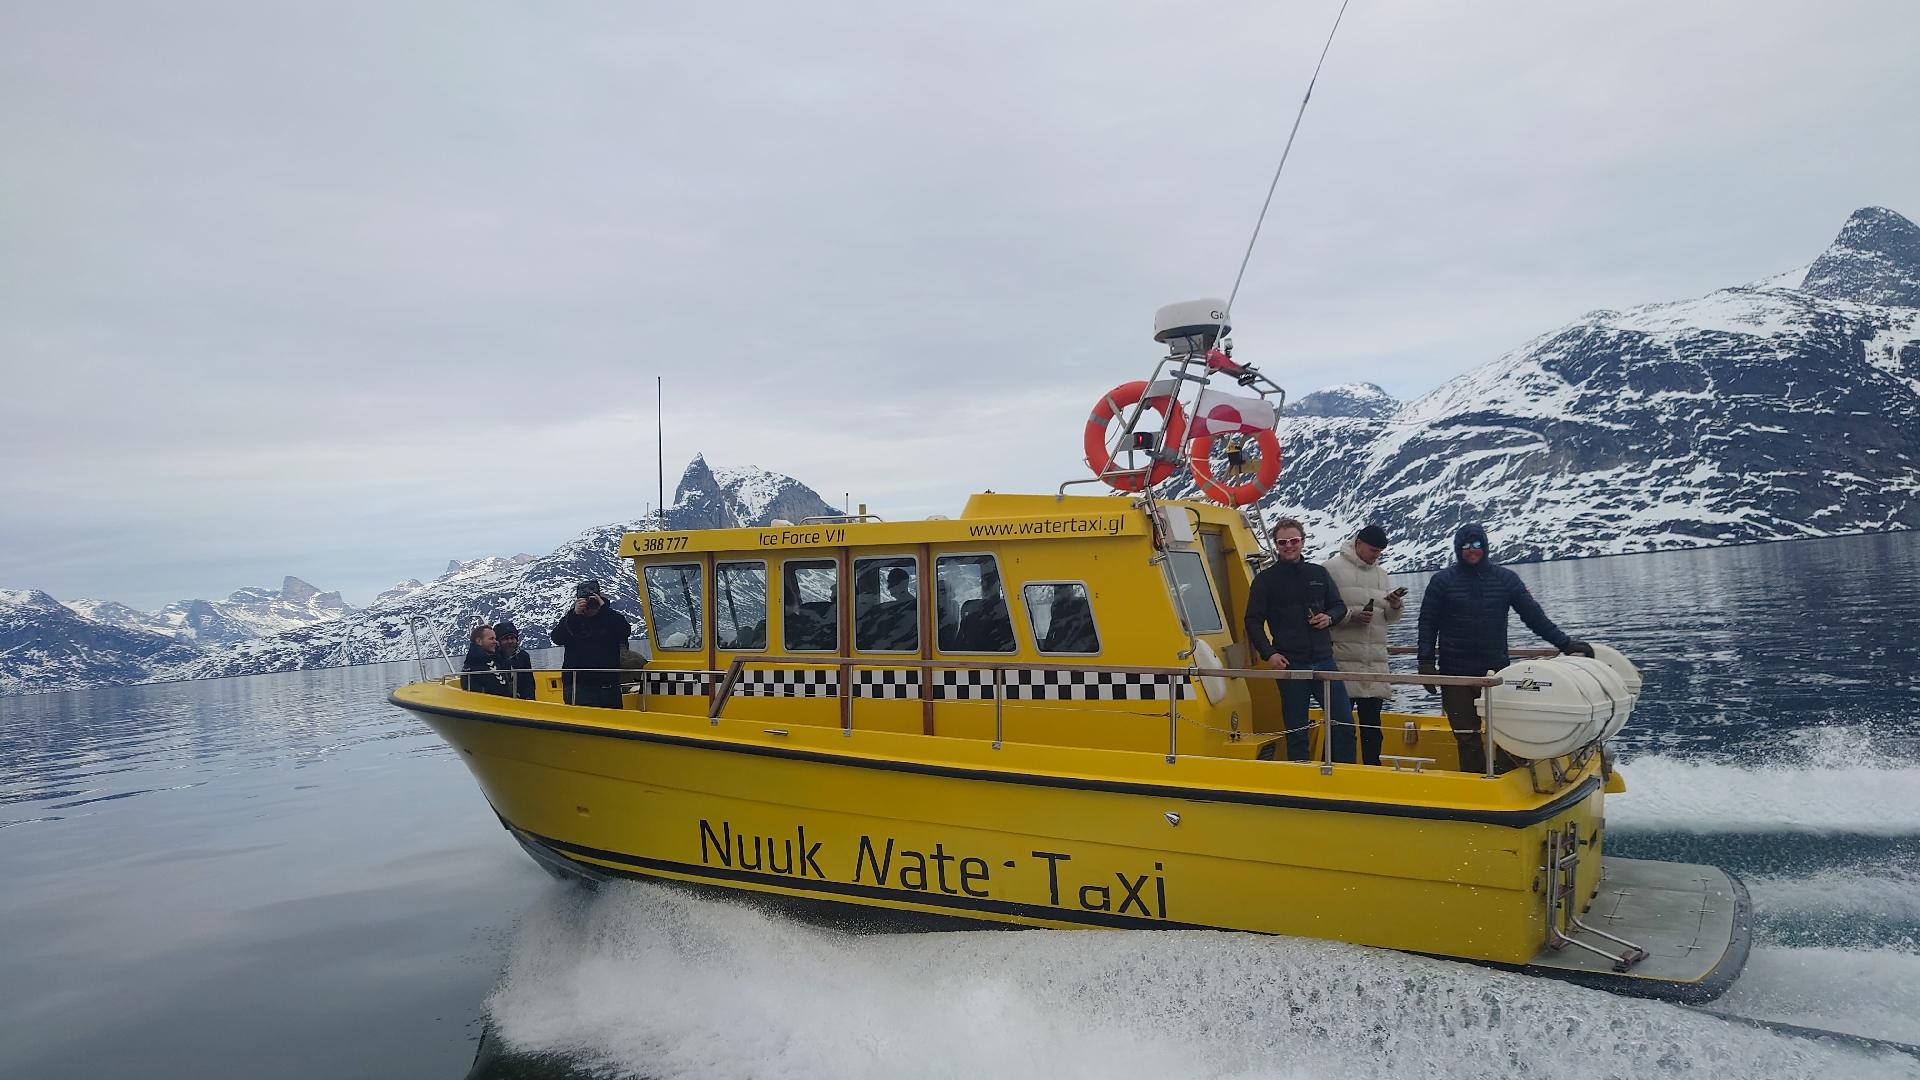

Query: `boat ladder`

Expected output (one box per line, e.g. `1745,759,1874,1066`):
1544,821,1650,973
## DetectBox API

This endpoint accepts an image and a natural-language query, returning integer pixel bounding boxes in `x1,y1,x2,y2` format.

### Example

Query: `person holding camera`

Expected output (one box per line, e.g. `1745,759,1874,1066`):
1324,524,1406,766
1243,517,1352,762
1417,522,1593,774
551,580,633,709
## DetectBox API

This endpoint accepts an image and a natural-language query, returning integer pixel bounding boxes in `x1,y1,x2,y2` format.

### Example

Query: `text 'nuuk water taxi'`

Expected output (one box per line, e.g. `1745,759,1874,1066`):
391,301,1751,1002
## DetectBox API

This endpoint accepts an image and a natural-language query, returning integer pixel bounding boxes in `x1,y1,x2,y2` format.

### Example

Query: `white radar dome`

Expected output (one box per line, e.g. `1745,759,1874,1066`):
1153,298,1231,345
1480,657,1629,760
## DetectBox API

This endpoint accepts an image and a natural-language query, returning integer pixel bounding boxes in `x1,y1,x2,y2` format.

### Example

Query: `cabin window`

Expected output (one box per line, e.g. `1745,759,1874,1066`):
1165,550,1224,634
642,563,704,650
714,561,768,651
782,559,839,652
854,556,918,653
1024,582,1101,655
935,553,1016,653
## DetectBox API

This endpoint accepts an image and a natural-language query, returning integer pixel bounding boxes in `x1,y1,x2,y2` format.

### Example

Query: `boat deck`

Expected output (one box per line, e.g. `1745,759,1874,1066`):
1525,857,1751,1002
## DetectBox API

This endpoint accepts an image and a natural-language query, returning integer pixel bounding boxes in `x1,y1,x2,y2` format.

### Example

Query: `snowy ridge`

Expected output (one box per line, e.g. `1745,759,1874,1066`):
1180,206,1920,571
168,457,837,682
1288,381,1399,418
0,589,200,695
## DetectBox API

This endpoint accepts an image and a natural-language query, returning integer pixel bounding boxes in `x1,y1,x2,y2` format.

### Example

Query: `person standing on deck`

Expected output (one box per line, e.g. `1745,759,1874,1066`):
1325,524,1407,766
493,621,535,700
1417,522,1593,774
1244,518,1353,762
551,580,633,709
461,624,511,696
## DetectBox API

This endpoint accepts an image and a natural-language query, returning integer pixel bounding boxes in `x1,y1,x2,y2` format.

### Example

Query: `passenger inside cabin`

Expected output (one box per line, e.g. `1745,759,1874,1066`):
1038,583,1098,653
783,562,838,652
856,563,919,651
955,562,1015,652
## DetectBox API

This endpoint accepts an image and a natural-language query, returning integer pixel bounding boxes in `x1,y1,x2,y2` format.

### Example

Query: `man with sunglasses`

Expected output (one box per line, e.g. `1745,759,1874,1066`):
1244,518,1353,762
1417,522,1593,774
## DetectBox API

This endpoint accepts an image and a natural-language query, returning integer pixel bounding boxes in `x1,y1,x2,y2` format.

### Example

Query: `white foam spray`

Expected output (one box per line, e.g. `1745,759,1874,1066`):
1712,946,1920,1045
486,882,1920,1080
1612,726,1920,834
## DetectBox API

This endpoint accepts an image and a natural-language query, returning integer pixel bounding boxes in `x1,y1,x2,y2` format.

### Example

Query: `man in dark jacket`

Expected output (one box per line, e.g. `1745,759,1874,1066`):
493,621,536,700
461,624,511,696
551,580,633,708
1244,518,1353,762
1417,522,1592,774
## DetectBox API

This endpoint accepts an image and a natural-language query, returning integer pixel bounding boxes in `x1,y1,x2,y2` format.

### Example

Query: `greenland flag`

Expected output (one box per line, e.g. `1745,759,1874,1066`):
1190,389,1278,439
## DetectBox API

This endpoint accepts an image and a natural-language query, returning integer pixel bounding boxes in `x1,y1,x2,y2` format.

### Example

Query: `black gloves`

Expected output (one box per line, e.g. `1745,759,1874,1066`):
1564,640,1595,658
1418,658,1439,694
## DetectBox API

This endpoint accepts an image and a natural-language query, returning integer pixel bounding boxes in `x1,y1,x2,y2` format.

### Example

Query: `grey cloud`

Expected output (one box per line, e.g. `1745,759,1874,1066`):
2,0,1915,608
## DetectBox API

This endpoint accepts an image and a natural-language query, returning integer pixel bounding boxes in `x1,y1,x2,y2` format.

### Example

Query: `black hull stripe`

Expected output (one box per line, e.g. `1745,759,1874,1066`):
392,693,1600,827
517,826,1216,930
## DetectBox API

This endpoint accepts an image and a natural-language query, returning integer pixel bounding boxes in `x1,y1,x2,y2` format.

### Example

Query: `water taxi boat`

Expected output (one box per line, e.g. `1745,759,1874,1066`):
391,302,1749,1002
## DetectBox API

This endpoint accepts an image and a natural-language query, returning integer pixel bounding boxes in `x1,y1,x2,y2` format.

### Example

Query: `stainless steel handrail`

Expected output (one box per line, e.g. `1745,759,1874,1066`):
699,654,1500,769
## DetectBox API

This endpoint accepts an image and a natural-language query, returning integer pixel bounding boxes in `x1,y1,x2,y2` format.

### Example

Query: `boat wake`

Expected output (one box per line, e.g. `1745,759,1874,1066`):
482,882,1920,1080
1611,727,1920,835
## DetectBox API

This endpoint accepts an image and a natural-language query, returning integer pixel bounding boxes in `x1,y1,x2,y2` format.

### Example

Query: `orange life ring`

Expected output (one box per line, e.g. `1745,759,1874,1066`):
1084,380,1190,492
1187,429,1282,506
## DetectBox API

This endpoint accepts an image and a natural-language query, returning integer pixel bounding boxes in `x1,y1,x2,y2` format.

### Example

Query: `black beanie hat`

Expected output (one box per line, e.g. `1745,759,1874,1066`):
493,621,519,638
1356,524,1390,548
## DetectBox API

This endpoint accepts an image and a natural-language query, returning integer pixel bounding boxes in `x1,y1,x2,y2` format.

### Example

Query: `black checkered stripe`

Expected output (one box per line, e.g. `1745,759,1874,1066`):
734,668,841,698
853,668,922,699
931,668,1194,701
645,670,713,696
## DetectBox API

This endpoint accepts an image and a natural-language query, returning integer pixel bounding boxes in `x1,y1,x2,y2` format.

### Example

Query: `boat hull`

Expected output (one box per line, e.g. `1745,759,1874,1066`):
396,684,1745,1001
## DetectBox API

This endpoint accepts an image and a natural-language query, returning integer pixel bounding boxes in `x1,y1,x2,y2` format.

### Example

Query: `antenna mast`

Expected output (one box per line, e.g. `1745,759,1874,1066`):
656,375,665,518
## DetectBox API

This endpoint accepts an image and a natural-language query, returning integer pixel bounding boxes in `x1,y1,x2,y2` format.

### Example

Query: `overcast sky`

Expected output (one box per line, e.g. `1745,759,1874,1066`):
2,0,1915,610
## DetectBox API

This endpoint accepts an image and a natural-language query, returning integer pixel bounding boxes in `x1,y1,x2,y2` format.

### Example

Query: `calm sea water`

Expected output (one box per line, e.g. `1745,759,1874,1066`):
4,533,1919,1079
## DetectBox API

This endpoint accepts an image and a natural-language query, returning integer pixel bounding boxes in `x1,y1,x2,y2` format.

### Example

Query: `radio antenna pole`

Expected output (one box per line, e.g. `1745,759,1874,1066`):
656,375,665,518
1217,0,1354,337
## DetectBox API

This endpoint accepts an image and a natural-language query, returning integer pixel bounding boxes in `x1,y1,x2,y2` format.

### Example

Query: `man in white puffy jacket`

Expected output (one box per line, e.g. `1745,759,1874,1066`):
1324,524,1406,766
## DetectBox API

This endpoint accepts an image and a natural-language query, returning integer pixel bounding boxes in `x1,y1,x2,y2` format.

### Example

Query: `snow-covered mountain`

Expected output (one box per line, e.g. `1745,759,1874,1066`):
63,576,355,645
0,589,202,695
1289,382,1399,418
1183,206,1920,570
173,456,837,680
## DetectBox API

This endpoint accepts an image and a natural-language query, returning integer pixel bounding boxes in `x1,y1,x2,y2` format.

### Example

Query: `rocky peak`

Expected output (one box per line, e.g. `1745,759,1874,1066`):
374,579,426,606
1289,382,1400,419
669,453,740,530
1800,206,1920,308
279,576,320,603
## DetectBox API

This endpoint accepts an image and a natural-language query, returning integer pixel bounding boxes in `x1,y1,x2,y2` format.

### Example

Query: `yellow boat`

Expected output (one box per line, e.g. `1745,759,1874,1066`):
391,490,1750,1002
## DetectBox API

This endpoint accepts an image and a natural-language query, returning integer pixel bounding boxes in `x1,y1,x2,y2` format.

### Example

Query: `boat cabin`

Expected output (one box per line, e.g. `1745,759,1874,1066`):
619,492,1328,762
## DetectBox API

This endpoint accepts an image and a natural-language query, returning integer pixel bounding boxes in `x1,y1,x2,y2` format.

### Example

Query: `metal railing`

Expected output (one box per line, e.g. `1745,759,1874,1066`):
702,654,1500,773
430,648,1591,779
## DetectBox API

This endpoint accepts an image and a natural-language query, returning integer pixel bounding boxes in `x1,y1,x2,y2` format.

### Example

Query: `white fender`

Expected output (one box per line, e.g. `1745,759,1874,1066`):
1191,638,1229,704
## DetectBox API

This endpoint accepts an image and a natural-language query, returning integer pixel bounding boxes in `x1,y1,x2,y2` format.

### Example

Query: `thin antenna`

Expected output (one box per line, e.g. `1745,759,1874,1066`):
1216,0,1354,338
656,375,665,517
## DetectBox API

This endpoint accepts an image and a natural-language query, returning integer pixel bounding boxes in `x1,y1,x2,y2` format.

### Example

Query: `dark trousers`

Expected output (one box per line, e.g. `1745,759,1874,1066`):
1353,697,1384,766
1441,684,1519,774
566,680,624,709
1277,660,1352,762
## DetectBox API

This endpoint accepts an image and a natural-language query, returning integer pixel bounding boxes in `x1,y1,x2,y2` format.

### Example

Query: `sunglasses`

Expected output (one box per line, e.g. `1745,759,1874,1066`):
1459,540,1486,550
1274,536,1305,548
